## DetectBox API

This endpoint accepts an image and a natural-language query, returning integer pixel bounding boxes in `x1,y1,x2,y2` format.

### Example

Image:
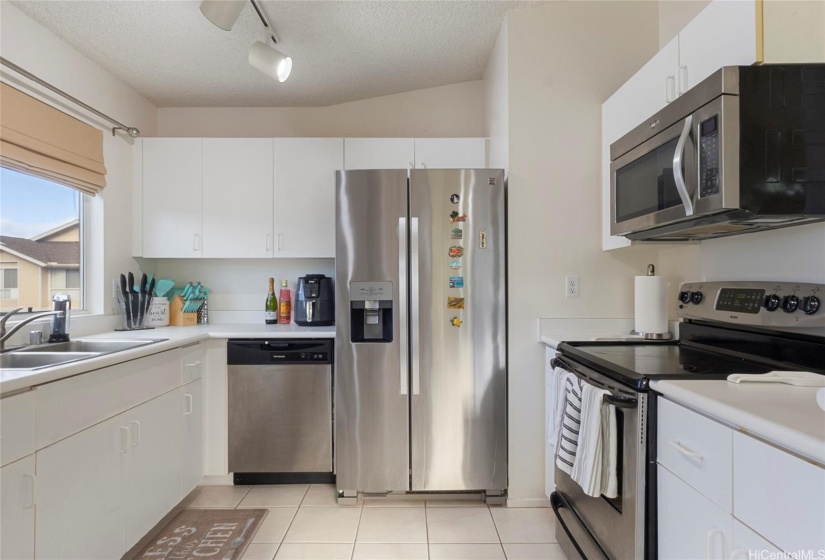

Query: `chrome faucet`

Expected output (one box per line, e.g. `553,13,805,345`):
0,308,65,352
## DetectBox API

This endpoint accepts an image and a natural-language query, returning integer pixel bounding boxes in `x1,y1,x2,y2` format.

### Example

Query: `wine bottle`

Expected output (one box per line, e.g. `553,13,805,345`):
265,278,278,324
278,279,292,324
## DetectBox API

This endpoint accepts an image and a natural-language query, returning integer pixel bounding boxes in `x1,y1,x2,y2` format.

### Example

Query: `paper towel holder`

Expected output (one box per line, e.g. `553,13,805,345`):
630,263,673,340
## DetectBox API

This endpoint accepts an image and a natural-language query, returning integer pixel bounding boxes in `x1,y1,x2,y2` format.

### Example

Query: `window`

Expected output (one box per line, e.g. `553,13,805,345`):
0,167,84,312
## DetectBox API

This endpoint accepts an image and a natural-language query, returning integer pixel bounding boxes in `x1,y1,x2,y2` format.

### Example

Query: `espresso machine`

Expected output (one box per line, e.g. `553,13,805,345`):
295,275,334,326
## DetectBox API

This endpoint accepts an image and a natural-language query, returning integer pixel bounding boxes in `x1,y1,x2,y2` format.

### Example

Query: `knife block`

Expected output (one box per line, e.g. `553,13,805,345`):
169,295,198,327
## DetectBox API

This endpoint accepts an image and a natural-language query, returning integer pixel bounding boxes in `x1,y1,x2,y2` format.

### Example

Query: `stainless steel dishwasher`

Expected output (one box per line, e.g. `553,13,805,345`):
228,339,333,485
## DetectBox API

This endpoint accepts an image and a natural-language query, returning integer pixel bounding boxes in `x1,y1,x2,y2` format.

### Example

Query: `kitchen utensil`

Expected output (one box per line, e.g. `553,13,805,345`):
727,371,825,387
138,273,148,327
120,274,132,329
145,277,156,318
127,272,138,326
155,278,175,298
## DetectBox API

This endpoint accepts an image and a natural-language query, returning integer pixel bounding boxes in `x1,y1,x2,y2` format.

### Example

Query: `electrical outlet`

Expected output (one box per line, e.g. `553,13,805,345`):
566,275,579,298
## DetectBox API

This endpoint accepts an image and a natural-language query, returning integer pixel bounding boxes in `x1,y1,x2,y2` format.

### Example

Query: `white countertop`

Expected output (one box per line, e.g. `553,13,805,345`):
652,378,825,467
0,323,335,395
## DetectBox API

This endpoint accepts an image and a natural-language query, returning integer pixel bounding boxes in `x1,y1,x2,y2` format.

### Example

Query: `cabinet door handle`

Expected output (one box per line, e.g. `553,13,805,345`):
668,439,703,462
678,65,688,95
731,549,749,560
193,233,200,252
119,426,130,453
130,420,141,447
22,473,36,508
266,233,272,251
665,75,676,103
185,393,193,415
706,528,724,560
277,233,283,251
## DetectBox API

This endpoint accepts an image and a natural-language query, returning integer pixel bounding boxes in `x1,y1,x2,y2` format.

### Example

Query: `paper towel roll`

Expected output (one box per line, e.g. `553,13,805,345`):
635,275,668,335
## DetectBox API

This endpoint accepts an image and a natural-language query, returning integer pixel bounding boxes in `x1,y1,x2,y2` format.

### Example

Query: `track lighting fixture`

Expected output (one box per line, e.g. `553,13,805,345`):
248,41,292,82
199,0,293,83
199,0,246,31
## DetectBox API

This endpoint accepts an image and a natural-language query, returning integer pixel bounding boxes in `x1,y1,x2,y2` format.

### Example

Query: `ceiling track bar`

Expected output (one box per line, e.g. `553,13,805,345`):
0,56,140,138
249,0,279,45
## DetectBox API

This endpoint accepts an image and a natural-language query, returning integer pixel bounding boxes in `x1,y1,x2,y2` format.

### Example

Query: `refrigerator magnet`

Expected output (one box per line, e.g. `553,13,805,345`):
450,316,463,328
449,276,464,288
448,297,465,309
450,211,467,223
449,260,462,270
448,246,464,258
451,228,463,240
450,194,460,204
479,228,488,249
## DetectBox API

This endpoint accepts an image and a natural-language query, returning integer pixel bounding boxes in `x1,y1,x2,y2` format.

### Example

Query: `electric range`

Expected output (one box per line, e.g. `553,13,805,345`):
549,280,825,560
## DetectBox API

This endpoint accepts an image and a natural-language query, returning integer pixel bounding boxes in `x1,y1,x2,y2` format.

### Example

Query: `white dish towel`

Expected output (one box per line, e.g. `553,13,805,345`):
547,365,575,452
555,375,583,475
571,383,609,497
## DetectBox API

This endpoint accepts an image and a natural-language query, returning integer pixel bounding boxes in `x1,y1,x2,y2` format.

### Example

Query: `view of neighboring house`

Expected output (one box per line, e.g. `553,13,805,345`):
0,219,81,312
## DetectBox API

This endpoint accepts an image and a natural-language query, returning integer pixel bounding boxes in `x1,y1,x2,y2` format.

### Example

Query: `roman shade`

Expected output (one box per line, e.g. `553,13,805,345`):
0,82,107,195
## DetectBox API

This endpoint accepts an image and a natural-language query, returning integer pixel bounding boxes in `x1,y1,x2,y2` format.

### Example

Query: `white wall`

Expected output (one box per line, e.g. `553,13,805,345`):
484,17,509,174
0,3,158,320
156,80,485,138
499,1,660,505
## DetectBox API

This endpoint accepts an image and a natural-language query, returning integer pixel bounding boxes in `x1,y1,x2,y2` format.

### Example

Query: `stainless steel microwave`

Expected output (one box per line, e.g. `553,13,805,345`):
610,65,825,241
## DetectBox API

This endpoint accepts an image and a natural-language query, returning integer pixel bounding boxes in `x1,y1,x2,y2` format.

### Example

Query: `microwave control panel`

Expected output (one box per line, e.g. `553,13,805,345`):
699,116,720,198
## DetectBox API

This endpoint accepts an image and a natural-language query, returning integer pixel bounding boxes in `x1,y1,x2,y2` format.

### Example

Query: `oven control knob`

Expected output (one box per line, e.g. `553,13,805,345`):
781,295,800,313
679,291,691,304
690,291,703,305
801,296,821,315
763,294,781,312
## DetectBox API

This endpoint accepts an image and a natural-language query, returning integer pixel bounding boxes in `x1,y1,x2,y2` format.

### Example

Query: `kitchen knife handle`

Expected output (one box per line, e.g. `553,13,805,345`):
398,217,408,396
411,217,420,396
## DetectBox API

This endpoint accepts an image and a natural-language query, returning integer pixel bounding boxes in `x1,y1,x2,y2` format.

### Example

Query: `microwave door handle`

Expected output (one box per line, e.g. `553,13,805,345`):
673,115,695,216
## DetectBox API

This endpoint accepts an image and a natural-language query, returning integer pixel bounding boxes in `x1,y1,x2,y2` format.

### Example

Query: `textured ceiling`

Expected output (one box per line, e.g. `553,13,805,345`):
12,0,538,107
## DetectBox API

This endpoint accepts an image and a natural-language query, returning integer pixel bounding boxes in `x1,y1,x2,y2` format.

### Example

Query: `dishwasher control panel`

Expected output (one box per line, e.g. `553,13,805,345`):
271,351,329,362
227,339,333,366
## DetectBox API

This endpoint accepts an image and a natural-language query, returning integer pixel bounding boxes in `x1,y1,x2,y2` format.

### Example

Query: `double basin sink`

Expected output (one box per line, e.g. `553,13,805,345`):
0,338,167,370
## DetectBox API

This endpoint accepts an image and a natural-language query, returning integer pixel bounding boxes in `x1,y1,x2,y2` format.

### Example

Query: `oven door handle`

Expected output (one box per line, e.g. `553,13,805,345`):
673,114,695,217
551,356,638,409
550,491,610,560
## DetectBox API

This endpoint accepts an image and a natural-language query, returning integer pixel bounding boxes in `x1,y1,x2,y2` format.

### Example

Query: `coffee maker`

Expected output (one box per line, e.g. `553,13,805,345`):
295,275,334,326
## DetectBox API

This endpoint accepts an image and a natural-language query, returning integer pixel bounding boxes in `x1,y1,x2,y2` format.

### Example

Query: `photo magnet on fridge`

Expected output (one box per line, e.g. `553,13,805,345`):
450,194,460,204
448,246,464,258
449,260,462,270
449,276,464,288
447,297,465,309
449,211,467,223
451,228,463,240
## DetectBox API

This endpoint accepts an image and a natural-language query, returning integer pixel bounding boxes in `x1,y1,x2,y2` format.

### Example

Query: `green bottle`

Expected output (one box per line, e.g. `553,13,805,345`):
265,278,278,324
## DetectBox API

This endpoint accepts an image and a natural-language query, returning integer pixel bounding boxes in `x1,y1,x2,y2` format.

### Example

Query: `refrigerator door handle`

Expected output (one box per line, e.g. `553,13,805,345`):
411,217,420,395
398,217,409,396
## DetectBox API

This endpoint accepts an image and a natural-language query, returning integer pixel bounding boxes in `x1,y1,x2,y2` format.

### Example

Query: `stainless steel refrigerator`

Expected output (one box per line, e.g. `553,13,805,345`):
334,168,507,501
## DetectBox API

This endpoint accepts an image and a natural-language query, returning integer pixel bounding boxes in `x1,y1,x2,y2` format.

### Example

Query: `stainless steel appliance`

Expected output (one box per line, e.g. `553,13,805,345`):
550,281,824,559
335,168,507,502
610,64,825,241
228,339,334,484
48,294,71,342
295,275,334,326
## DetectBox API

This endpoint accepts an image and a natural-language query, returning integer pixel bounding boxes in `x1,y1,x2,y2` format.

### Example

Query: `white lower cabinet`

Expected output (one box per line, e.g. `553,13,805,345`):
731,520,782,559
181,379,204,495
36,414,127,560
1,455,36,560
658,465,732,560
124,389,183,547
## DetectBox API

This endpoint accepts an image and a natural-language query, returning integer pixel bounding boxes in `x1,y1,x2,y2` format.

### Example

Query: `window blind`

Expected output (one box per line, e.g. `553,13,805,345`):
0,82,107,195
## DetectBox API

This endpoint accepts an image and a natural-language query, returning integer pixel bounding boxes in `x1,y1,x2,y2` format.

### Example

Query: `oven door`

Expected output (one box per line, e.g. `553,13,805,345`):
550,355,647,560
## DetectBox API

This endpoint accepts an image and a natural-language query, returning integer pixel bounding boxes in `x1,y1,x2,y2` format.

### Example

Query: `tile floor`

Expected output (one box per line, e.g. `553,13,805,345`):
183,484,567,560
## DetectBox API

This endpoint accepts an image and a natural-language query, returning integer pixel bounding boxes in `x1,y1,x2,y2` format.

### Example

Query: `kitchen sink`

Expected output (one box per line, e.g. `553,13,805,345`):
19,339,165,354
0,352,100,370
1,338,167,370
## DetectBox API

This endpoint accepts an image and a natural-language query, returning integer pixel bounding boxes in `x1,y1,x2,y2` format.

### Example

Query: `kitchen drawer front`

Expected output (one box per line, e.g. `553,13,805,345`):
181,343,204,384
657,398,732,512
0,391,35,467
658,464,733,560
36,349,182,449
733,431,825,554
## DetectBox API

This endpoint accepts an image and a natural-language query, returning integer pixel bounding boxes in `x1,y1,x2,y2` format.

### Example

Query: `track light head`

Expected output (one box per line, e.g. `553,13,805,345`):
249,41,293,83
200,0,247,31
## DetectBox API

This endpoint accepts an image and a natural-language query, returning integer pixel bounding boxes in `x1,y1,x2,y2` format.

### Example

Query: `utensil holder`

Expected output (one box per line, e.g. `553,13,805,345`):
113,295,155,331
169,295,198,327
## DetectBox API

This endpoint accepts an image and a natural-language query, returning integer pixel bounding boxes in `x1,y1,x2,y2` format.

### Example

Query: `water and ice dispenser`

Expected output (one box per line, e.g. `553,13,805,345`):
349,282,393,343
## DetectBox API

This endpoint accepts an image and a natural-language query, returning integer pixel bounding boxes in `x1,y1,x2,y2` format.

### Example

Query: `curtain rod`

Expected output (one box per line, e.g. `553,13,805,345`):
0,56,141,138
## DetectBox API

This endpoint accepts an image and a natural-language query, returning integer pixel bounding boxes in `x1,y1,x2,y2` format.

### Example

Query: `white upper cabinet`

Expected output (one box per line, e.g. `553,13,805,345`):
142,139,203,258
677,0,757,95
344,138,415,170
414,138,487,169
202,139,274,258
273,138,344,258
